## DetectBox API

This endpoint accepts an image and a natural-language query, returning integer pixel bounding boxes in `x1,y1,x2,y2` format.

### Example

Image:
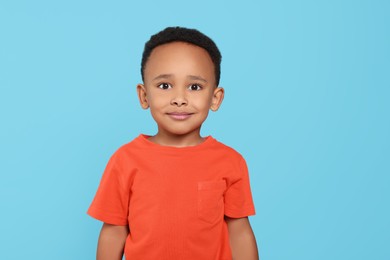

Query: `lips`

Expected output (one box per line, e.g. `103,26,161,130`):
166,112,194,120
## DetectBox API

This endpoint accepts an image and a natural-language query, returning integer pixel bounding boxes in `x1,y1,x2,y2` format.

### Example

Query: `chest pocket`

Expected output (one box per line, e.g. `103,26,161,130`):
197,180,226,224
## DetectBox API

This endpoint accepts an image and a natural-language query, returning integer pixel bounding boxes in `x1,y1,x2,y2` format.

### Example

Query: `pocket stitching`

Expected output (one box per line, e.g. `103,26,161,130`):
197,180,226,224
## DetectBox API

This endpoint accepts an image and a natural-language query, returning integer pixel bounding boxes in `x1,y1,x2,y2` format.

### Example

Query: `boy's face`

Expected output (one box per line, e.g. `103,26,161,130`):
137,41,224,139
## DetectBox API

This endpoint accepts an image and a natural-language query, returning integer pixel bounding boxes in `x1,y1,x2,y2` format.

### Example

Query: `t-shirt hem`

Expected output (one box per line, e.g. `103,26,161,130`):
224,206,256,218
87,207,128,226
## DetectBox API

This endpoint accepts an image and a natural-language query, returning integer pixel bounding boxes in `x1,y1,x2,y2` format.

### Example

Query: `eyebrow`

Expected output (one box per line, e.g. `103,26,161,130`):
187,75,208,83
152,74,208,83
152,74,173,81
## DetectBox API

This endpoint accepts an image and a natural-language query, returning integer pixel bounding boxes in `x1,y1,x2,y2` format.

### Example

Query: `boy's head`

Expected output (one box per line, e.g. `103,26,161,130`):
141,26,222,86
137,27,224,141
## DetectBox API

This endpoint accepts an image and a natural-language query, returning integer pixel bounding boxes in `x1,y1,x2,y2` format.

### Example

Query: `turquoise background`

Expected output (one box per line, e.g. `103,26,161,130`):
1,0,389,259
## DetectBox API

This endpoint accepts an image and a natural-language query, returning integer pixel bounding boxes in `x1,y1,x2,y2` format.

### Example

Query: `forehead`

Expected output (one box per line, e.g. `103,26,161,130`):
144,42,215,83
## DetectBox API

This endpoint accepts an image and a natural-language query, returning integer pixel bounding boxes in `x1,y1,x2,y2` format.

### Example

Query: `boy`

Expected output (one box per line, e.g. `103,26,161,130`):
88,26,259,260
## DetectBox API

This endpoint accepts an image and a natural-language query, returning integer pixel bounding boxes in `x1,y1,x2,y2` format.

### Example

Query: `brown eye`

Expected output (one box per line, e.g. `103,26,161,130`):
188,84,202,91
158,83,172,89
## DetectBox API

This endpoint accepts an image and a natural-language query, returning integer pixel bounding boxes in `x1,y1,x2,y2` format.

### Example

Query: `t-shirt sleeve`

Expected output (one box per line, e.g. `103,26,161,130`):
87,151,131,226
224,156,256,218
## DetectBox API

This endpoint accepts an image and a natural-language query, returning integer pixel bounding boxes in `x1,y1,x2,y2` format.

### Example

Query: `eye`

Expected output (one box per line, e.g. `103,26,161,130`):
158,83,172,90
188,84,202,91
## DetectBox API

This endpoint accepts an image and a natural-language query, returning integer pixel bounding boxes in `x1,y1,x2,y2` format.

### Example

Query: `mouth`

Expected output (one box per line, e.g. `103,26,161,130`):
166,112,194,120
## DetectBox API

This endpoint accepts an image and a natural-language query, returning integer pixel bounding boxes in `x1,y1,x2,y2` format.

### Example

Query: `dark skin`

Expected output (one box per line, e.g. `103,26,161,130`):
96,223,128,260
225,216,259,260
96,42,259,260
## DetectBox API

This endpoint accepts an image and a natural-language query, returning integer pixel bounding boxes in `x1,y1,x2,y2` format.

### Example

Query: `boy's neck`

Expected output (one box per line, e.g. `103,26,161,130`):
148,130,206,148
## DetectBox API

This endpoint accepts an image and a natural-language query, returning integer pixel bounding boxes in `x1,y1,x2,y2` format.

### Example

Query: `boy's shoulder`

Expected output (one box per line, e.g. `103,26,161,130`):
103,135,145,163
212,138,243,154
211,138,246,161
111,134,146,155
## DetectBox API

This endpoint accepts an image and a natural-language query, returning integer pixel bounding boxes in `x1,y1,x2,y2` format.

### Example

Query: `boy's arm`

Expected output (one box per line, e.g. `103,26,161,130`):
96,223,129,260
225,216,259,260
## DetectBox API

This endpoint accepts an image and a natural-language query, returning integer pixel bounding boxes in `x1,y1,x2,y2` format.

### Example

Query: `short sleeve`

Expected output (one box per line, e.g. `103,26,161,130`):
87,151,131,225
224,156,256,218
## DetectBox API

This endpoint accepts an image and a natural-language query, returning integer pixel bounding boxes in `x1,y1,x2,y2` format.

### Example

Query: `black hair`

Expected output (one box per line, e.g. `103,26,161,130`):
141,26,222,86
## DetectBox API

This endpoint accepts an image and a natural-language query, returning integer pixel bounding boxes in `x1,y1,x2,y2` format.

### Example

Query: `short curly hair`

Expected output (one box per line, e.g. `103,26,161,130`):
141,26,222,86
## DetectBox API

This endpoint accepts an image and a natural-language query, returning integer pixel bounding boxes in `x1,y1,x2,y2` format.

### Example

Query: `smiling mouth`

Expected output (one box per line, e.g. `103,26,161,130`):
167,112,194,120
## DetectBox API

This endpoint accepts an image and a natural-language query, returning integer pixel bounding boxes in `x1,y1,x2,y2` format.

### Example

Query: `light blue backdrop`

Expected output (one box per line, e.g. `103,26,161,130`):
1,0,389,259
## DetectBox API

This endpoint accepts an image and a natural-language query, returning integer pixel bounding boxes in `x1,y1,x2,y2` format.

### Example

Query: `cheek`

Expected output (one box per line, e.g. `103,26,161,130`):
147,93,167,109
193,94,213,109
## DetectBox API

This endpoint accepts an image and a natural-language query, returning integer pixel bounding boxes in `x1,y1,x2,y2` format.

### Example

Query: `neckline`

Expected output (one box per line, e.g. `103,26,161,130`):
137,134,215,152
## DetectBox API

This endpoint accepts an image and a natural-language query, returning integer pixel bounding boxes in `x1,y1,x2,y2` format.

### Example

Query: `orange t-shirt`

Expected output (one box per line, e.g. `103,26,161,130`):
88,134,255,260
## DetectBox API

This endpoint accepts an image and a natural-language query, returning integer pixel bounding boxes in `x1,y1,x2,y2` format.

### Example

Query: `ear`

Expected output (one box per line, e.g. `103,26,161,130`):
210,87,224,111
137,84,149,109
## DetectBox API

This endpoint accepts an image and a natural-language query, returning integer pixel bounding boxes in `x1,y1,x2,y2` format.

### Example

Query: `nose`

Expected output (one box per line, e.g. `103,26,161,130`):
170,89,188,107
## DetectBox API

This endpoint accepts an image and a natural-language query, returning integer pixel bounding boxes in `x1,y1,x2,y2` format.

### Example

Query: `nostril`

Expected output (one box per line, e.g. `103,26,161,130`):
171,98,188,106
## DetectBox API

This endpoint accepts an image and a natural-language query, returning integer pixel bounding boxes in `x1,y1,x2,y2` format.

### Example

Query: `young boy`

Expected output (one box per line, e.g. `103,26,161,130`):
88,26,258,260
